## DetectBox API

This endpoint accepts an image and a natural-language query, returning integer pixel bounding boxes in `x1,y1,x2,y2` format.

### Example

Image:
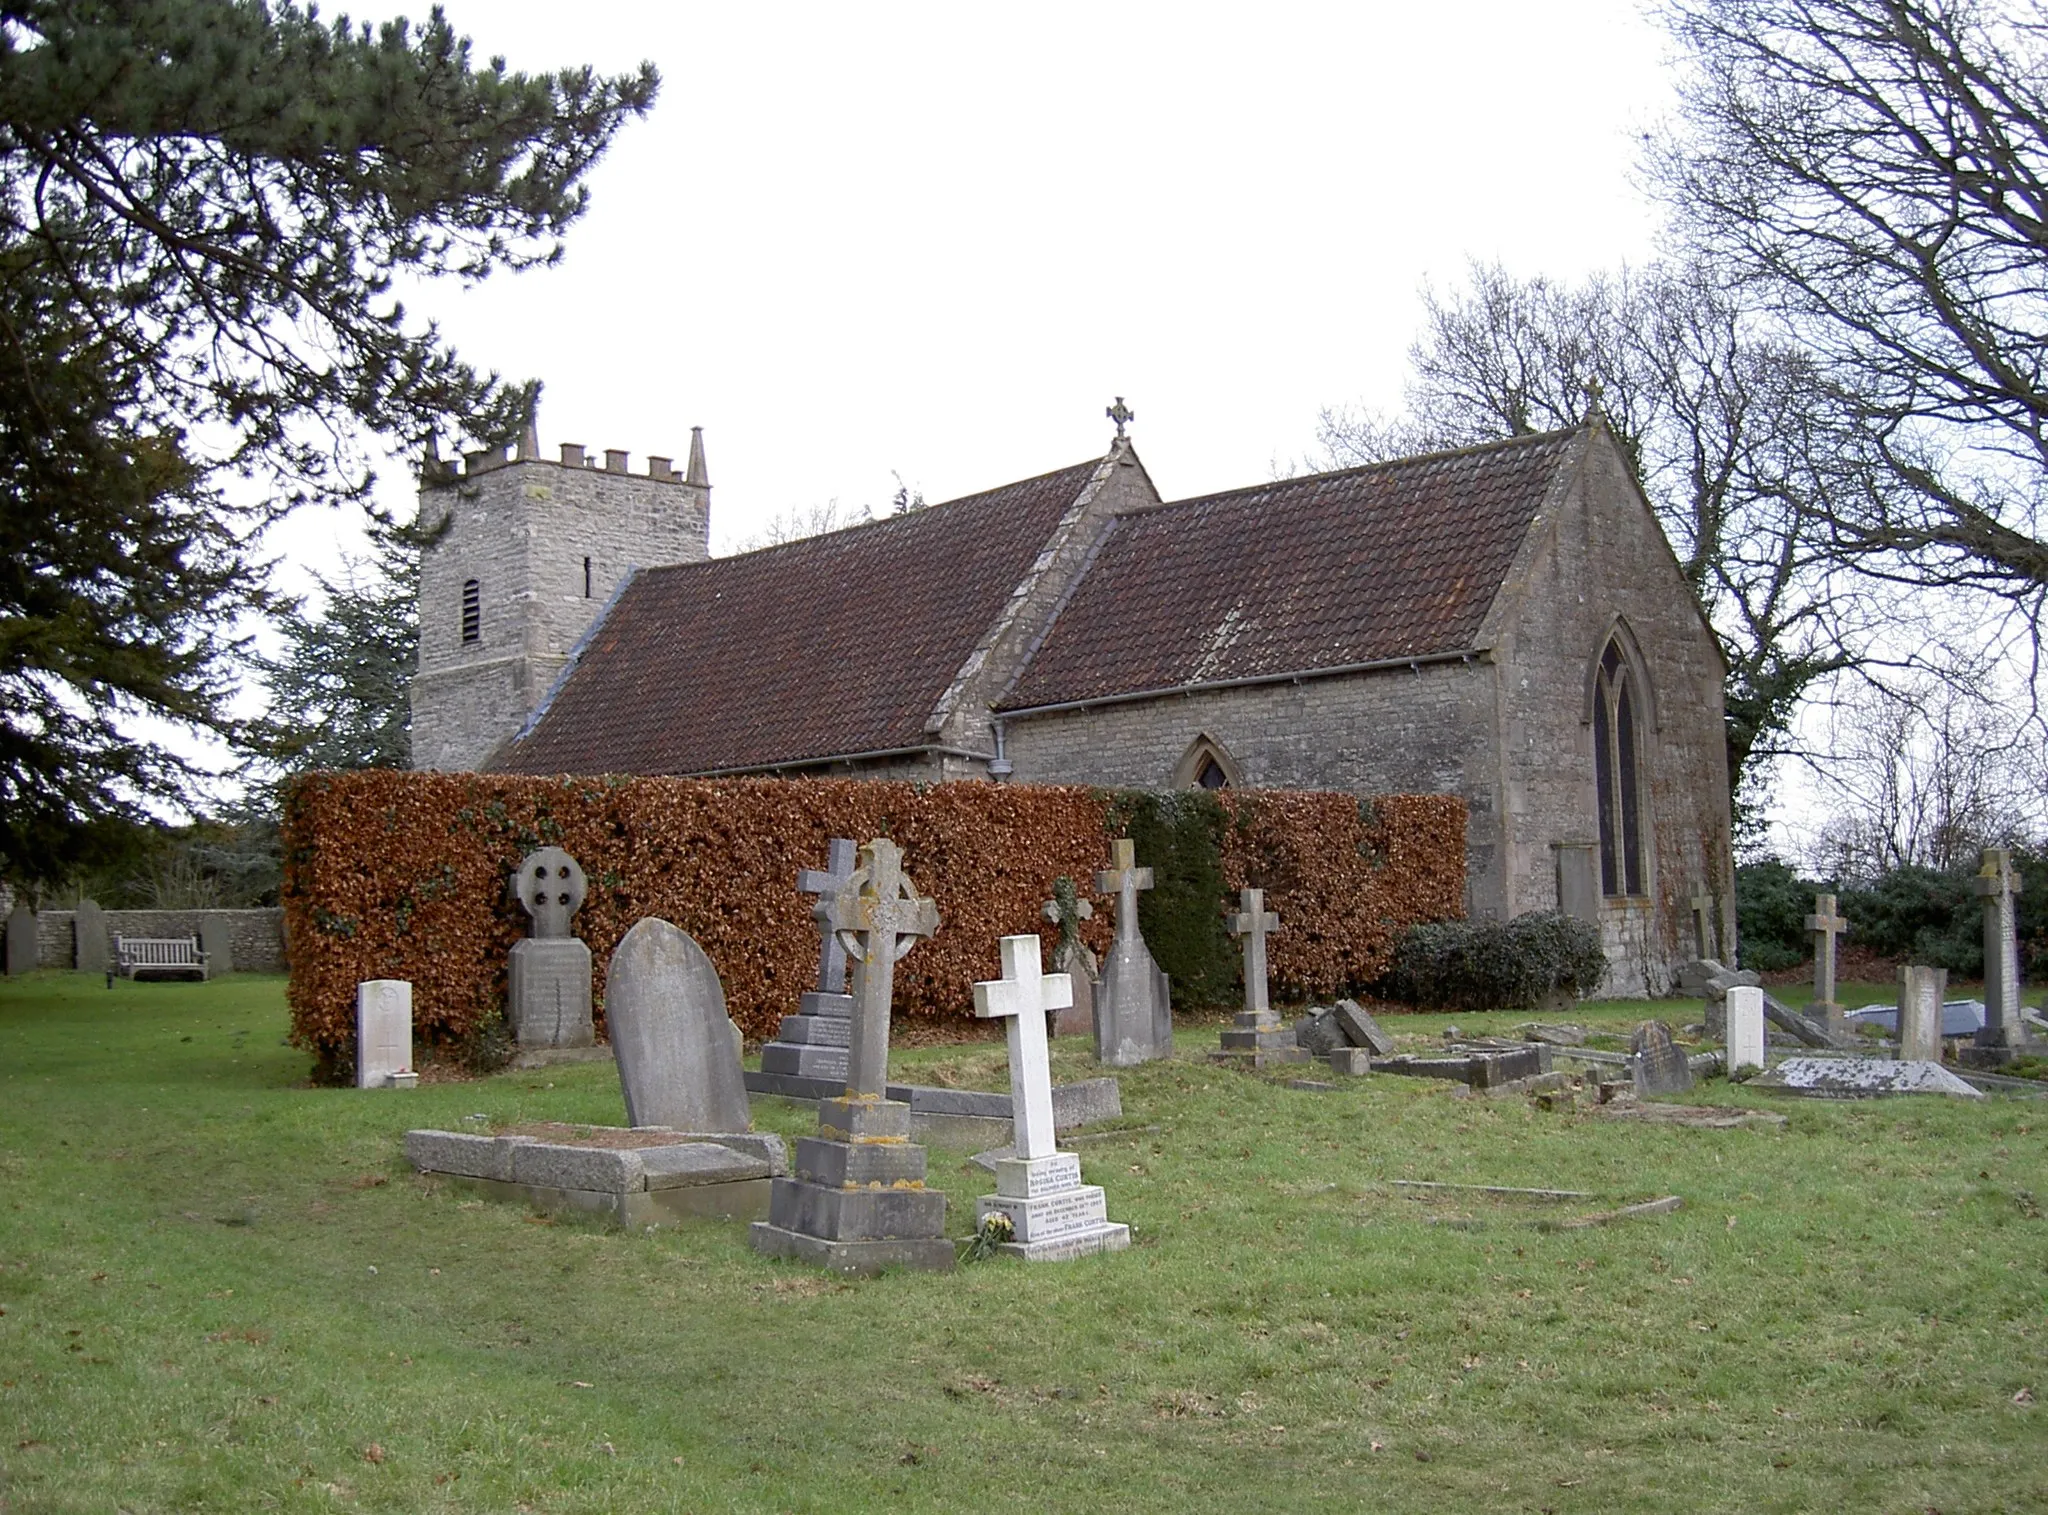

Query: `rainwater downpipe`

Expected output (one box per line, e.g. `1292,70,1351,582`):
988,717,1014,780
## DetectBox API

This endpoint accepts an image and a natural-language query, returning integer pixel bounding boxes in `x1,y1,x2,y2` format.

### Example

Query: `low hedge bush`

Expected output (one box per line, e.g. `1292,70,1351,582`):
1379,910,1606,1012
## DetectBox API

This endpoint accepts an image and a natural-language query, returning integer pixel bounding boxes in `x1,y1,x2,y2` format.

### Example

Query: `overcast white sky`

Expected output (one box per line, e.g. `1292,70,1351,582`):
270,0,1677,574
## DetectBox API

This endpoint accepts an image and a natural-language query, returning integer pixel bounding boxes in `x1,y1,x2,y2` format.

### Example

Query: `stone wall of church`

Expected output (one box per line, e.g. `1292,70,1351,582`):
413,450,709,771
1000,658,1507,918
1483,428,1734,995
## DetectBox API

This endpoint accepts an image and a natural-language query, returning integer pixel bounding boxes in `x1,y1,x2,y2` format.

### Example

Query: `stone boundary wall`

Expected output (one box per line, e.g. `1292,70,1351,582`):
283,771,1466,1065
32,909,287,973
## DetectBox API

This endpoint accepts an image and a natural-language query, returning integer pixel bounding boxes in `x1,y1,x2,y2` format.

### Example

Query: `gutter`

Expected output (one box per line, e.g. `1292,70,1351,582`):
993,647,1488,721
676,743,999,779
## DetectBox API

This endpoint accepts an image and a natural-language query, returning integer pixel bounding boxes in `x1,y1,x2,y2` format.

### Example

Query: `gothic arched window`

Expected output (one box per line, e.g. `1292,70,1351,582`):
1171,733,1242,791
1592,638,1646,897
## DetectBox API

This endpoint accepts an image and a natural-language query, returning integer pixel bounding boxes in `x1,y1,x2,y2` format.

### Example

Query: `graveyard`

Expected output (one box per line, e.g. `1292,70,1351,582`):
2,965,2042,1514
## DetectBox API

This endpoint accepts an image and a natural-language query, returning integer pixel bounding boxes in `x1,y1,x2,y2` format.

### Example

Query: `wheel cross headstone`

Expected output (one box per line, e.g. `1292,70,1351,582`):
973,934,1073,1162
1805,892,1849,1027
798,838,859,995
825,838,940,1097
1226,887,1282,1021
1689,890,1717,961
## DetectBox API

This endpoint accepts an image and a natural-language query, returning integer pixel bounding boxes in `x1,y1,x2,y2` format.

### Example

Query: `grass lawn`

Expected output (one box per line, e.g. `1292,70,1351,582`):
1,973,2042,1514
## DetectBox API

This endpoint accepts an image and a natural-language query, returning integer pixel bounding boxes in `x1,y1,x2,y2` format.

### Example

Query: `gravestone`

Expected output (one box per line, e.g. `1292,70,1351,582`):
1334,998,1397,1056
1896,964,1947,1063
197,915,233,977
1724,985,1766,1073
972,934,1129,1261
751,838,953,1273
1227,887,1281,1019
1749,1056,1983,1100
506,847,593,1049
72,899,109,976
355,980,414,1089
1219,887,1302,1065
5,903,36,976
1689,890,1718,961
1805,892,1848,1033
1629,1020,1694,1096
1092,839,1173,1067
756,839,860,1084
1552,842,1598,923
606,918,751,1132
1972,849,2031,1052
1041,878,1097,1038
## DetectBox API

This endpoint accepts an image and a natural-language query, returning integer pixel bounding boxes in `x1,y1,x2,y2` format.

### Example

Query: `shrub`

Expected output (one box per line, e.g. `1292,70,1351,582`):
1103,788,1238,1010
1734,859,1812,972
1379,910,1605,1012
1843,865,1980,974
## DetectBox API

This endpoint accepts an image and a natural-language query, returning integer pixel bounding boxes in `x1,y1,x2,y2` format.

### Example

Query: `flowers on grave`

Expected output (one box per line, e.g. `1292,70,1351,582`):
963,1211,1015,1263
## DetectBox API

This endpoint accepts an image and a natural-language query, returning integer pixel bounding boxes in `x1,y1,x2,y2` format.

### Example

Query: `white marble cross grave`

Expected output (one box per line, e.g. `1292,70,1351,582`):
1226,887,1282,1020
825,838,940,1098
1805,892,1849,1015
973,934,1073,1162
798,838,859,995
1095,839,1154,947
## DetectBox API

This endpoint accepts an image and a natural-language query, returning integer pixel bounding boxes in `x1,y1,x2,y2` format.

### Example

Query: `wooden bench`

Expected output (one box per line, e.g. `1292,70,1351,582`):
110,936,209,986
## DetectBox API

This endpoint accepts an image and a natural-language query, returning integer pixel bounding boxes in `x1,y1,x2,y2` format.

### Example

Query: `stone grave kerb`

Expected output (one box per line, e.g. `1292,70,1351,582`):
973,934,1072,1162
1804,892,1849,1026
1226,887,1282,1021
826,838,940,1101
798,838,859,995
1095,839,1154,947
511,847,586,938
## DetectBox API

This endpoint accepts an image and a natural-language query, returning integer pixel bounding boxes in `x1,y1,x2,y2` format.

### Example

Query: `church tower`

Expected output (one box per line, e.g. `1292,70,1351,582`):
409,422,711,771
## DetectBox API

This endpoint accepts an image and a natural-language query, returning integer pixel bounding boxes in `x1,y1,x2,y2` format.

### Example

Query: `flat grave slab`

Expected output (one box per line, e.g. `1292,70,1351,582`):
1372,1045,1550,1089
407,1123,786,1227
1748,1056,1985,1099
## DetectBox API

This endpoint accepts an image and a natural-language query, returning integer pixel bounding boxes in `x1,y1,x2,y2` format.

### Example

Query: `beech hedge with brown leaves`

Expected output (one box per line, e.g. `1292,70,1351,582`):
282,772,1465,1063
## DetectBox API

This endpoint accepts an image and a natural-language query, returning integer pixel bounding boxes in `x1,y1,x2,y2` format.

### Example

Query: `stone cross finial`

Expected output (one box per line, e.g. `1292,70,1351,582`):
512,848,586,939
1106,396,1135,440
1805,892,1849,1024
974,935,1073,1162
798,838,858,995
825,838,940,1098
1095,839,1154,946
1974,847,2027,1045
1688,890,1717,960
1226,887,1282,1019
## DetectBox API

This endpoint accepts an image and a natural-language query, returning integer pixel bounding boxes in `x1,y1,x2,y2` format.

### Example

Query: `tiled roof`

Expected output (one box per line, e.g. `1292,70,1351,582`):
497,460,1102,775
995,429,1579,711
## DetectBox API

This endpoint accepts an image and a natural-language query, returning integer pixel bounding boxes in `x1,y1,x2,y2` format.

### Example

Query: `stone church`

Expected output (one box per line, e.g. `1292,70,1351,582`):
411,413,1735,994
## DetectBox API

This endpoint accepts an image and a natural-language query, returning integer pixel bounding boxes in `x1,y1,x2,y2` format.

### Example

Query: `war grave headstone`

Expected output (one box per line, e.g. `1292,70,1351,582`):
1968,848,2034,1062
1725,985,1766,1073
753,839,860,1092
409,916,780,1225
1629,1020,1694,1096
72,899,109,977
751,838,954,1273
355,980,416,1089
608,918,751,1133
1897,964,1947,1064
972,934,1130,1261
5,903,36,976
1749,1056,1983,1100
1805,892,1849,1034
1092,839,1173,1067
1042,878,1097,1038
506,847,595,1056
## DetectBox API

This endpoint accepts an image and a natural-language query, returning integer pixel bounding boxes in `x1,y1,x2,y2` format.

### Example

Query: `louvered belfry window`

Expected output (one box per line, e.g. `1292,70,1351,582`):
1593,639,1646,897
460,579,481,644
